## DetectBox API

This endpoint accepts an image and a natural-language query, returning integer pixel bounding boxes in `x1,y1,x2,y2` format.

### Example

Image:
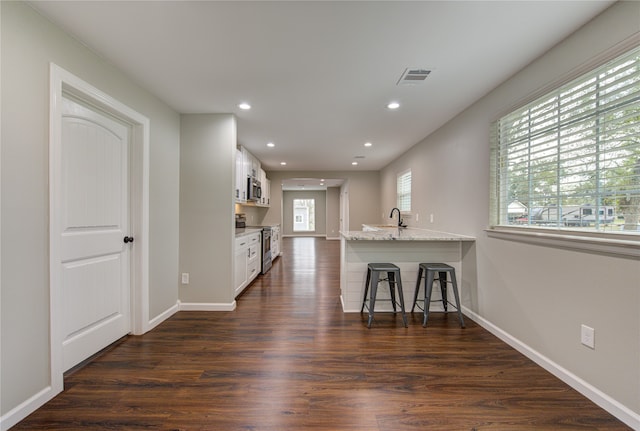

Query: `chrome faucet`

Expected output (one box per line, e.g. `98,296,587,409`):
390,207,405,228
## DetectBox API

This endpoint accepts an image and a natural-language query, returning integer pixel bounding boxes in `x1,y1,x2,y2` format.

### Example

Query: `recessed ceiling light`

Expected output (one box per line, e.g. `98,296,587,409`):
238,102,251,110
364,142,372,147
267,142,275,147
387,101,400,110
352,161,358,166
280,161,287,166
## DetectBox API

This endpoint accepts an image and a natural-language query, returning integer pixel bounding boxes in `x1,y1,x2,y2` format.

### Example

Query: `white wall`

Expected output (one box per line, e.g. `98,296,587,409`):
326,187,341,239
1,1,180,423
380,1,640,424
264,170,381,231
282,190,327,236
179,114,236,306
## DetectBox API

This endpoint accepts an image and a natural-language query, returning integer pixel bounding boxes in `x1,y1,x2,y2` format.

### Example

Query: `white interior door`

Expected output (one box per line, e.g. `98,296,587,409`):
60,95,132,371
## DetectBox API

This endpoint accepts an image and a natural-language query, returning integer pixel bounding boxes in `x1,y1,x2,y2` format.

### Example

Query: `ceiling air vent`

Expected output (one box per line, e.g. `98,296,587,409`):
397,68,432,85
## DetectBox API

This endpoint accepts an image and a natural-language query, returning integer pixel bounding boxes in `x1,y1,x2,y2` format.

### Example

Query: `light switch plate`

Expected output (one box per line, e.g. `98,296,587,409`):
581,324,595,349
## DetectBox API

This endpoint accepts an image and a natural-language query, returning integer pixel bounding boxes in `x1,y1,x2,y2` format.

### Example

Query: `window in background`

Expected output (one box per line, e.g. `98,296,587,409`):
293,199,315,232
492,45,640,234
397,169,412,212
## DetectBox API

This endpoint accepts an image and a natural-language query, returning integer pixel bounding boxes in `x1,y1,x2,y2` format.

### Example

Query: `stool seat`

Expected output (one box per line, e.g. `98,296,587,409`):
361,263,408,328
421,263,454,271
412,263,465,328
368,262,401,271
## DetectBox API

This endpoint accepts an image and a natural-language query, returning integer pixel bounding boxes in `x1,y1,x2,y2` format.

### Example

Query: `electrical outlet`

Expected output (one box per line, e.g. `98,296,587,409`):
581,324,595,349
430,213,434,223
416,213,419,221
181,273,190,284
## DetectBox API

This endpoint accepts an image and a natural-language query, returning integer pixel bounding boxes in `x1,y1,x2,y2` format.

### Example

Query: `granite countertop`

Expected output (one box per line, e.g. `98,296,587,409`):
340,225,475,241
236,223,282,238
235,227,263,238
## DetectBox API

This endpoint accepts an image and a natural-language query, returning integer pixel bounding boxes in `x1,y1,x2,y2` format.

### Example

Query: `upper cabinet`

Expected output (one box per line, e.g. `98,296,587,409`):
264,178,271,207
258,168,271,207
235,149,246,202
236,146,270,207
242,146,260,179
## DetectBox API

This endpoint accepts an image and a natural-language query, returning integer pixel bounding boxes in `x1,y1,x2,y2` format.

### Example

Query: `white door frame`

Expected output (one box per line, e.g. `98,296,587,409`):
49,63,150,394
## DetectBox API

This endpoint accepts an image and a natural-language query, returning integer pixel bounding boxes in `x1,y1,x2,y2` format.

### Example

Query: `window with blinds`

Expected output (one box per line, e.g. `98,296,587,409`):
492,45,640,234
397,169,412,212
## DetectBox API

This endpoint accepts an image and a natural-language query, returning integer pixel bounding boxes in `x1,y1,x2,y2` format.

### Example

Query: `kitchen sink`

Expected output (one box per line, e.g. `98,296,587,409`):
362,224,406,231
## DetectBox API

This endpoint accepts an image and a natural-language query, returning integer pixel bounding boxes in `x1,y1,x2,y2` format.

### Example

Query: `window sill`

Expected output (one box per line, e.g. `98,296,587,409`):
485,226,640,259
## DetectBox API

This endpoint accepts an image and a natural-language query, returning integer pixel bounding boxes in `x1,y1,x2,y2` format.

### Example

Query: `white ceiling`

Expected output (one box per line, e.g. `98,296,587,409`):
30,1,614,172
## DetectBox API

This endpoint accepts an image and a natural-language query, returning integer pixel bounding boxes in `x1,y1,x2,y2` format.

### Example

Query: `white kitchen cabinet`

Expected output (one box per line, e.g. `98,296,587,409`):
234,231,261,297
247,246,260,283
234,237,249,294
235,149,246,203
237,146,271,207
257,168,271,207
241,146,260,179
271,225,280,259
264,178,271,206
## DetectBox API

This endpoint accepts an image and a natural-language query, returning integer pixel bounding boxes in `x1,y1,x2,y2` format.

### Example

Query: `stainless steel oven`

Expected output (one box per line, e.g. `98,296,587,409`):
261,227,272,274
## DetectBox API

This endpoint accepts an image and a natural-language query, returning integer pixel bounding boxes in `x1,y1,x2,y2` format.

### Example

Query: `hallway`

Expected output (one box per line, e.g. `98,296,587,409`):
13,237,629,430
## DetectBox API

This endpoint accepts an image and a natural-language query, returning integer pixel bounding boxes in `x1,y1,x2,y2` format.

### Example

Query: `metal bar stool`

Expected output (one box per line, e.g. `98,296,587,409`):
361,263,408,328
411,263,465,328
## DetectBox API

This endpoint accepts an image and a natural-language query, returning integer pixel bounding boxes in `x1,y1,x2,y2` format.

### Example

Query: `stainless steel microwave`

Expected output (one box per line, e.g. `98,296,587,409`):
247,177,262,201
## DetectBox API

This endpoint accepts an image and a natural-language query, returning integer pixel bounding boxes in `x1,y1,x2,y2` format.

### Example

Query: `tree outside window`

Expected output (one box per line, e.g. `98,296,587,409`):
493,46,640,233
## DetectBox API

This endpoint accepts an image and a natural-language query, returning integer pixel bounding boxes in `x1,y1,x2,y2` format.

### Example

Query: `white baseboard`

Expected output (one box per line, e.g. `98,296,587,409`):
462,306,640,430
178,300,237,311
146,302,180,332
0,386,57,431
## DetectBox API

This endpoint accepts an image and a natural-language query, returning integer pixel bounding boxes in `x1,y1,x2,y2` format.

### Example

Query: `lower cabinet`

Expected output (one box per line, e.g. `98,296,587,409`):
234,232,261,297
234,242,248,295
271,225,281,259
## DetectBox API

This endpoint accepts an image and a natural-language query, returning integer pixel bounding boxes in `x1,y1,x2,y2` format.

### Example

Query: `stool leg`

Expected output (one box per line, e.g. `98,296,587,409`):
423,270,435,327
361,268,371,313
394,270,408,327
388,271,397,312
412,267,423,312
367,270,380,328
449,269,465,328
439,271,448,312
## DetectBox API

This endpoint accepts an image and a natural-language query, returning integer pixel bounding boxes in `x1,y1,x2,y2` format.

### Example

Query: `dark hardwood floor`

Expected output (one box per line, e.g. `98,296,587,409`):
14,237,629,430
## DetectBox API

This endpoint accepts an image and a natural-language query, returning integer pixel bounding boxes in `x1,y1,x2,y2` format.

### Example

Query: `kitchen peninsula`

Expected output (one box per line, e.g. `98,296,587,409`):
340,226,475,312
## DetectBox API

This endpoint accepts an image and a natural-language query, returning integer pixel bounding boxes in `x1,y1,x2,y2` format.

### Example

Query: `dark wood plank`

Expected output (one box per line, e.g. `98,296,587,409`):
13,237,630,430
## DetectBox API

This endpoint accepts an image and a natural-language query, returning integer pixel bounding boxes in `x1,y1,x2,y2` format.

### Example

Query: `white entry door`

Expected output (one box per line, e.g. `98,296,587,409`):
60,95,132,371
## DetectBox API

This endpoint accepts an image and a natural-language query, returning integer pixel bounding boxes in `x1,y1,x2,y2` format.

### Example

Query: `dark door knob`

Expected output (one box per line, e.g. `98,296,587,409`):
123,236,134,244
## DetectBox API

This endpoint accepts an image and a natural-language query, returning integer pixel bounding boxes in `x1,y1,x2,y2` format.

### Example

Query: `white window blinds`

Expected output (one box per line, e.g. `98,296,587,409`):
397,170,411,212
494,45,640,233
